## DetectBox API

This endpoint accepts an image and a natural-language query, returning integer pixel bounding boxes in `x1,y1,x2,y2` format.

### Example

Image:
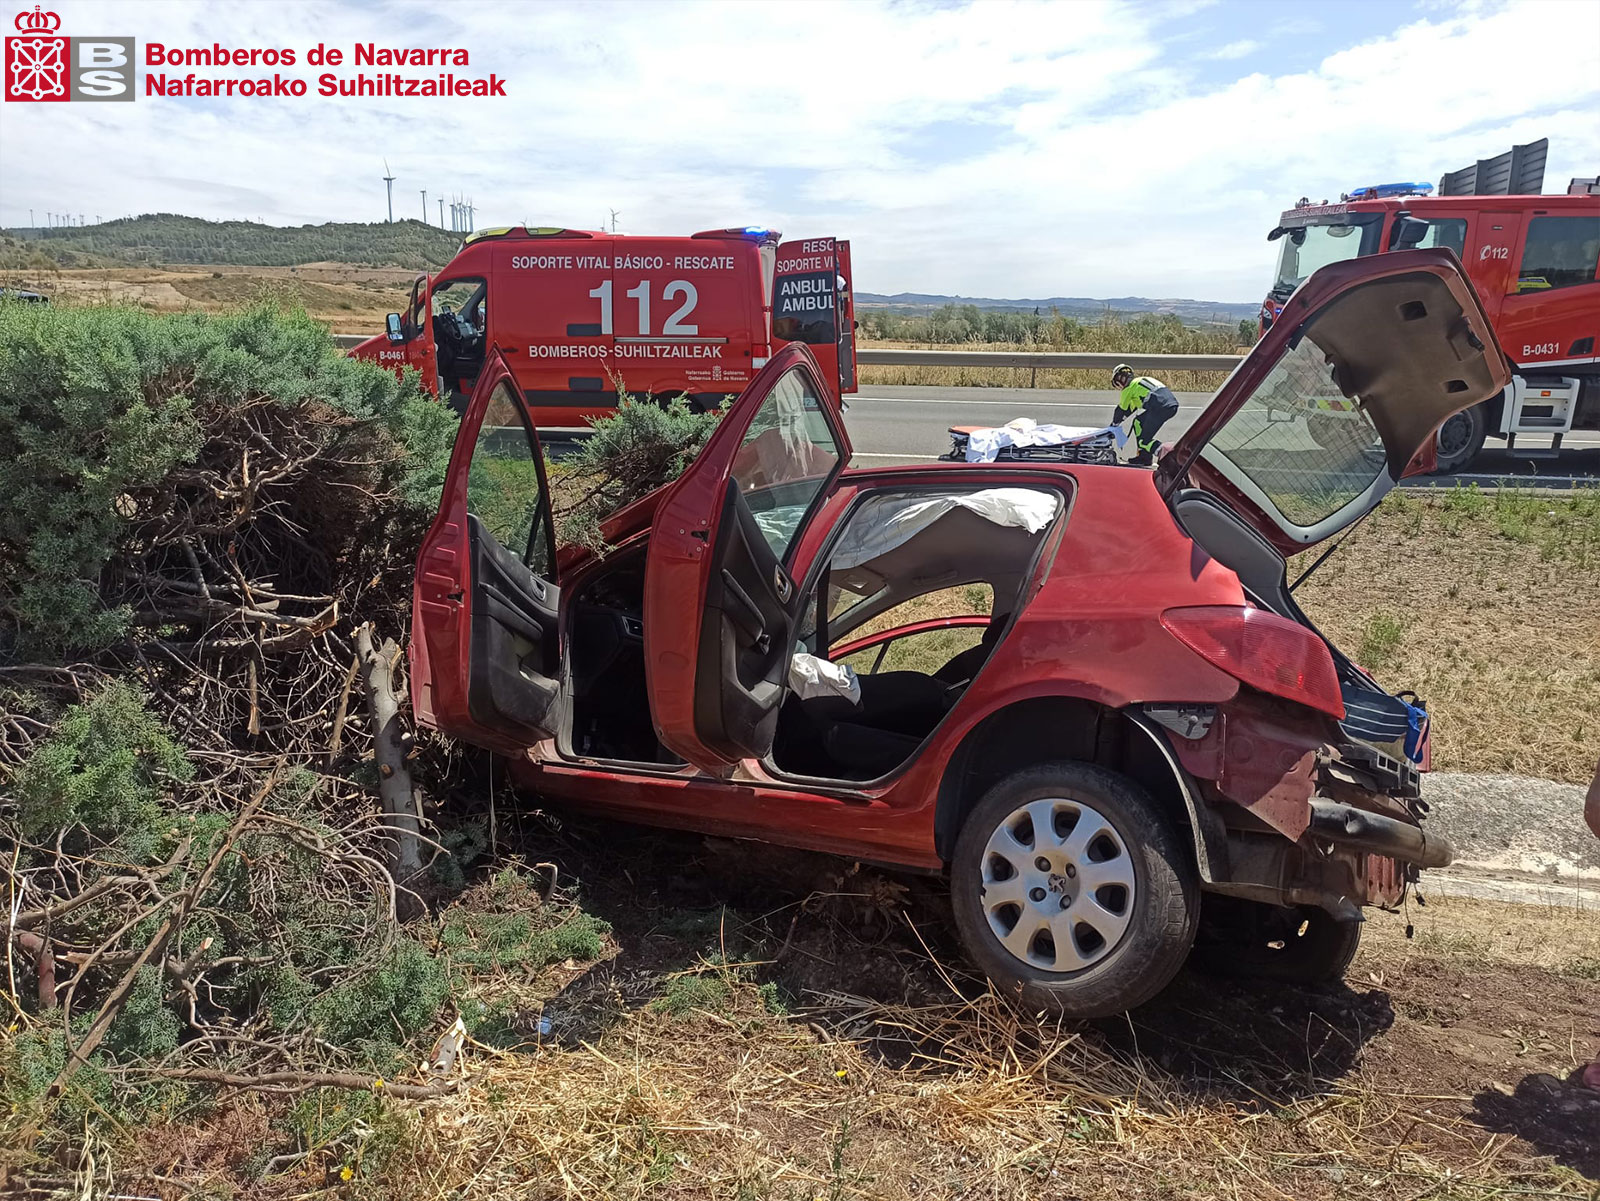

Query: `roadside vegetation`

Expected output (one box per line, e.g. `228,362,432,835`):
1293,485,1600,784
1,214,461,270
857,308,1244,392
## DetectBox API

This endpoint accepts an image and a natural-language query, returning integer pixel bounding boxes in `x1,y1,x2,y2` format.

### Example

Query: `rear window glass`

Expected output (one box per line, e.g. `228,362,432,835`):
1202,334,1384,528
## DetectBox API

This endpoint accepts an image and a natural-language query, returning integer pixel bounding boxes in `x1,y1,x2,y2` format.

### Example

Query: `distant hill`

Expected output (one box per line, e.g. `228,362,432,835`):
1,213,461,270
857,291,1260,325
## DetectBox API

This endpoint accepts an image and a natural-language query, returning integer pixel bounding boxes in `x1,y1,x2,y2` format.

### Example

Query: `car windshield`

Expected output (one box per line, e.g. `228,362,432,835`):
1272,215,1382,298
1200,329,1385,531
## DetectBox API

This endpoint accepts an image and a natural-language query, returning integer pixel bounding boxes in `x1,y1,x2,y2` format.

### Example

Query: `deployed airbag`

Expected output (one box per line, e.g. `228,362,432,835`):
830,488,1060,569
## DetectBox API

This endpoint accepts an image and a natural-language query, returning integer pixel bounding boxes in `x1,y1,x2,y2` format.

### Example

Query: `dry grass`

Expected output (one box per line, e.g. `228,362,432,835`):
858,340,1234,393
1362,888,1600,976
1293,486,1600,783
368,889,1600,1200
57,816,1600,1200
15,264,413,331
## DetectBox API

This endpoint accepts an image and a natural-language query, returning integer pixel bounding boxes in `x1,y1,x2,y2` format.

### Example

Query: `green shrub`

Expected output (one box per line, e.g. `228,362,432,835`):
14,680,192,856
652,973,731,1017
554,395,722,549
310,937,453,1050
0,300,453,653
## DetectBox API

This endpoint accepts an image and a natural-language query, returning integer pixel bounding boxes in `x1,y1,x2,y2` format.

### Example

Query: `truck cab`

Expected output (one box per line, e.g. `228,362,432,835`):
1262,180,1599,471
350,226,857,429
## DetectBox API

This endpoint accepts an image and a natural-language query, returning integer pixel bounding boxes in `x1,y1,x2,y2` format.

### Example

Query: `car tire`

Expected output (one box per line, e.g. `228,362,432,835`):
950,762,1198,1018
1190,898,1361,984
1433,402,1487,474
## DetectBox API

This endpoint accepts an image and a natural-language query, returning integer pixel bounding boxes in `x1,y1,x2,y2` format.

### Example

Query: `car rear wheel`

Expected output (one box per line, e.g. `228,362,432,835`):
1433,403,1487,474
1190,897,1361,984
950,762,1198,1018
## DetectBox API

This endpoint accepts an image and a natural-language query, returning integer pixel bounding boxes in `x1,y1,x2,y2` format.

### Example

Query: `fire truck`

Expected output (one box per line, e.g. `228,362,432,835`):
1261,140,1600,472
349,226,857,428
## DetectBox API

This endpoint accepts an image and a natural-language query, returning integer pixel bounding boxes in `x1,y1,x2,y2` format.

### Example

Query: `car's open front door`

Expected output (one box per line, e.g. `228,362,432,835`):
643,343,851,772
410,347,563,754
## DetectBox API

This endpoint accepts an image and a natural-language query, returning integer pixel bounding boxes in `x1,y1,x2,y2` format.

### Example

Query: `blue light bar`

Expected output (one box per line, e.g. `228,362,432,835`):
1348,182,1435,199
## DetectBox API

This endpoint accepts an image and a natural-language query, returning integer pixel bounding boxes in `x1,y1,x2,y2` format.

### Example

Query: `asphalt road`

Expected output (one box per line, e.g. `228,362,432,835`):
844,385,1600,487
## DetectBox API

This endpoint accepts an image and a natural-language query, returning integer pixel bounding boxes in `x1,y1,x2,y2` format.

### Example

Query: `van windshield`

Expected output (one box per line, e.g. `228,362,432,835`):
1272,214,1383,299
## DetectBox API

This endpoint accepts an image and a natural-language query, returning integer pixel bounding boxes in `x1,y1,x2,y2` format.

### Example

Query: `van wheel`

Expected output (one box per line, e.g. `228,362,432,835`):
950,762,1198,1018
1433,403,1486,474
1190,897,1361,984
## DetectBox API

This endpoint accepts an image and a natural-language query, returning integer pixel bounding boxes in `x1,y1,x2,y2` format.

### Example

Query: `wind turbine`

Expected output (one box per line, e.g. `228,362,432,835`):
382,159,396,223
421,189,427,223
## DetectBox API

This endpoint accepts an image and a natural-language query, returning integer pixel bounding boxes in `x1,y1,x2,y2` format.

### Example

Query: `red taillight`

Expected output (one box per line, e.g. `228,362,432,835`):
1161,605,1345,720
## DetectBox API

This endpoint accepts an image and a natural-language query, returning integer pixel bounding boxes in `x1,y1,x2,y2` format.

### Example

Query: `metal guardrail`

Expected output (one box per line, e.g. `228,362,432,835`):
856,348,1243,371
332,333,1243,373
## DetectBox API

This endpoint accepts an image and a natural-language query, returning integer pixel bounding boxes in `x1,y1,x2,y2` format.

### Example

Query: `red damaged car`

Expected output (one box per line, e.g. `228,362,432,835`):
410,249,1508,1016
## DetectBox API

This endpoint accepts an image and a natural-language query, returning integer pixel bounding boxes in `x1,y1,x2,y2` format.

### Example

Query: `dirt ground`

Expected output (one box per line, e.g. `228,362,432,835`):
54,817,1598,1201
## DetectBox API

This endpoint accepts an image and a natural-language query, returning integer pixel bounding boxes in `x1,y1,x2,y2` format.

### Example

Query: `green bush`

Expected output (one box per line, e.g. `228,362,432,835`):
14,680,192,853
310,937,453,1051
553,395,722,549
0,300,453,654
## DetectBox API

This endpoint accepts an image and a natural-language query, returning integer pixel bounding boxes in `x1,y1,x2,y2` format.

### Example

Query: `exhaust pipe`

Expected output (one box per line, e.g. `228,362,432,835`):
1307,799,1454,869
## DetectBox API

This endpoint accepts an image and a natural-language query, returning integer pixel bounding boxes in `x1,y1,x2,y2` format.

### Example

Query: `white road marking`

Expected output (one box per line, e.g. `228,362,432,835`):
856,395,1114,409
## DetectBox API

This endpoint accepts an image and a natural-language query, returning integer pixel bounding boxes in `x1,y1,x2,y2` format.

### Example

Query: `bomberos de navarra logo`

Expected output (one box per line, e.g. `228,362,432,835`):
5,6,134,101
4,6,506,102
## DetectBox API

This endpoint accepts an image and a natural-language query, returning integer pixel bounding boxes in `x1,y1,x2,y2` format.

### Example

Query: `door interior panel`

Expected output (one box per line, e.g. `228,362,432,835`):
466,515,562,733
693,486,804,762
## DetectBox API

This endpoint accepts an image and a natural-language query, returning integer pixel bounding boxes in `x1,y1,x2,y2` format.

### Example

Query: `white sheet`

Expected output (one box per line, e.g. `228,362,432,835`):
829,487,1061,570
962,416,1127,463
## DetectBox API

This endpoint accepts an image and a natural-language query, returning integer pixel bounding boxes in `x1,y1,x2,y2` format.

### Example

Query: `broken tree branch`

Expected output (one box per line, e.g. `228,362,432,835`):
357,622,422,901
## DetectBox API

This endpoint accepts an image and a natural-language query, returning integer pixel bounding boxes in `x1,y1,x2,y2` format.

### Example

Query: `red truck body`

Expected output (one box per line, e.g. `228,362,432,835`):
1262,191,1600,470
349,226,857,428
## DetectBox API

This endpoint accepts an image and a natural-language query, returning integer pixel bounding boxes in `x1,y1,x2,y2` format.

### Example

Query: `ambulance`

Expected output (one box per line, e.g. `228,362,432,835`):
349,226,857,428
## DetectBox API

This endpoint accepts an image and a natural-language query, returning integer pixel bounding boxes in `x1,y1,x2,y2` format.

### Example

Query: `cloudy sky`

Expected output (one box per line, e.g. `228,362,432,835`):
1,0,1595,301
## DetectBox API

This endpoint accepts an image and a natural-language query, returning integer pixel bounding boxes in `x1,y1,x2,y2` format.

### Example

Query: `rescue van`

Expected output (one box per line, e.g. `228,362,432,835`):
349,226,857,428
1261,140,1599,471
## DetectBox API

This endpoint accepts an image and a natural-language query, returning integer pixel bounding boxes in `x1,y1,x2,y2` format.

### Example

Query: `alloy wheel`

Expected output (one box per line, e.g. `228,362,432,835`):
979,797,1137,972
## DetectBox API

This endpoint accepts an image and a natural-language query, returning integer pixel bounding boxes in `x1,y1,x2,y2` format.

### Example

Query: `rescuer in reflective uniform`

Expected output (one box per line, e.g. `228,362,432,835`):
1110,363,1181,467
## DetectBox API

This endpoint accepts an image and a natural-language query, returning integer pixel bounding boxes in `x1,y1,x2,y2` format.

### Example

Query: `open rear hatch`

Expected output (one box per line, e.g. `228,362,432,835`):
1155,248,1510,556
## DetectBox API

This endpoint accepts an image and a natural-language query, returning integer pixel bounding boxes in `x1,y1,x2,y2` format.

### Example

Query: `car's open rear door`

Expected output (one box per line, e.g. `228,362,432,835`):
643,343,851,772
1155,248,1509,555
410,347,564,755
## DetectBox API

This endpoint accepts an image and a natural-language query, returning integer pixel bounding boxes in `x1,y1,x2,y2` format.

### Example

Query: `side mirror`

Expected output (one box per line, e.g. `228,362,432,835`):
385,313,405,343
1391,216,1430,250
1267,226,1288,243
